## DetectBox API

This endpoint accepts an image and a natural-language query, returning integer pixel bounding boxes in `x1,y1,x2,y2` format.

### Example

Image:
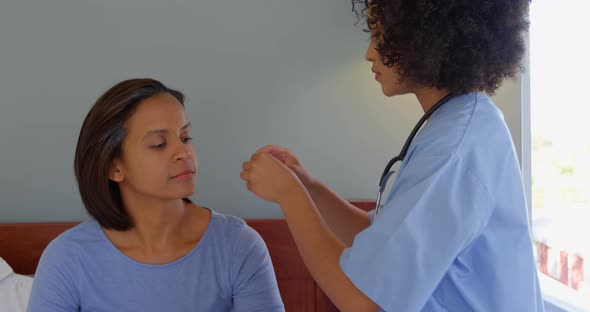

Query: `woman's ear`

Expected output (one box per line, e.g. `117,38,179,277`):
109,160,125,182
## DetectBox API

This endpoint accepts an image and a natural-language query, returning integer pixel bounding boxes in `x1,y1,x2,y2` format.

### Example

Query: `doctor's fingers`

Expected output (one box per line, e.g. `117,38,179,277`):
240,160,260,178
242,157,265,172
245,181,256,193
250,152,281,167
256,145,287,155
240,170,249,181
240,161,263,180
256,146,293,163
240,168,268,188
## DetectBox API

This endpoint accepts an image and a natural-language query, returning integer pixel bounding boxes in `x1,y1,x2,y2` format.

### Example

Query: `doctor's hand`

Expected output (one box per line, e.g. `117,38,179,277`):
255,145,316,188
240,151,305,204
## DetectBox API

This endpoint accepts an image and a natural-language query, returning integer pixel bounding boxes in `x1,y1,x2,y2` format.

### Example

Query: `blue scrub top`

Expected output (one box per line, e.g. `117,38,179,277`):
340,93,544,311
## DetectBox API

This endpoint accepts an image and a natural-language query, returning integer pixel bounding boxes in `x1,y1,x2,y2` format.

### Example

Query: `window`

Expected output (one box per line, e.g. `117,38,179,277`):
529,1,590,309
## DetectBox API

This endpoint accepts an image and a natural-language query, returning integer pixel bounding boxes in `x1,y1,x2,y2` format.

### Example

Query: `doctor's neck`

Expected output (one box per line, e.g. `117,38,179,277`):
414,87,452,113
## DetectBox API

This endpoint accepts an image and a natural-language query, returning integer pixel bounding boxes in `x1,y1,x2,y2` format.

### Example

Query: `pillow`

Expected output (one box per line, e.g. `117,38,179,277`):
0,257,34,312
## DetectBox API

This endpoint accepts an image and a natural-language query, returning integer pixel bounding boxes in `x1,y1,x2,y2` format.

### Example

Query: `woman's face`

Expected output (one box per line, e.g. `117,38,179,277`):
110,92,197,201
365,35,412,97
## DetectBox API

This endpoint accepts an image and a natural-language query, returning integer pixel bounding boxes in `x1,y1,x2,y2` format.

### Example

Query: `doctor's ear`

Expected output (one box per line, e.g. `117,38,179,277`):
109,160,125,183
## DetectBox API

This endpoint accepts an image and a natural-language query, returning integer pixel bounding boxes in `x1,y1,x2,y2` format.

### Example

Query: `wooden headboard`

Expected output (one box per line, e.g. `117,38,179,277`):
0,201,375,312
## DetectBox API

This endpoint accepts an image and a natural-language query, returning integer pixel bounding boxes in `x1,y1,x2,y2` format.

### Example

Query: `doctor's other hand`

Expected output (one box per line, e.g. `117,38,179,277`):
240,152,304,204
255,145,316,188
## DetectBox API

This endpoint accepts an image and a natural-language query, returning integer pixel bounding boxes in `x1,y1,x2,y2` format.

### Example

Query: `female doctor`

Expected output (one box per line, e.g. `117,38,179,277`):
241,0,543,311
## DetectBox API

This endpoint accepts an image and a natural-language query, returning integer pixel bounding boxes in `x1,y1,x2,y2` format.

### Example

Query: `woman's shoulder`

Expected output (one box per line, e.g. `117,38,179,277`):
41,219,102,259
208,209,247,228
206,209,266,249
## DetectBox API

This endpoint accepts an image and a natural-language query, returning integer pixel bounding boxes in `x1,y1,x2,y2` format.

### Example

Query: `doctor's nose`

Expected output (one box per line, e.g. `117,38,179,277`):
365,38,378,62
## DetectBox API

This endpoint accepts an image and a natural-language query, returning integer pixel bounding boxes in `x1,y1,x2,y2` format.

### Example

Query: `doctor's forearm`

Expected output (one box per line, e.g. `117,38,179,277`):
278,187,380,312
304,180,371,246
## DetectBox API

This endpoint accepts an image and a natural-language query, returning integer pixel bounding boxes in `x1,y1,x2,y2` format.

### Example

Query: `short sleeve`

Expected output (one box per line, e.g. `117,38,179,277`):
27,237,80,312
230,224,285,312
339,155,494,312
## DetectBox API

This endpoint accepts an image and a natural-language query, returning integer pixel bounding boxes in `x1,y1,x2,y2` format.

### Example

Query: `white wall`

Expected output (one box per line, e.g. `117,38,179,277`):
0,0,523,222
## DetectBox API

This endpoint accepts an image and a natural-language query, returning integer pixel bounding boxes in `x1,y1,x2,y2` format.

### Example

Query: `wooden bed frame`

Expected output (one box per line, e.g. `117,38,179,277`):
0,201,375,312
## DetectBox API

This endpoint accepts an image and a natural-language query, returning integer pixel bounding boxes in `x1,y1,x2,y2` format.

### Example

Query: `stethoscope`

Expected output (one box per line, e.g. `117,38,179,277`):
374,92,456,217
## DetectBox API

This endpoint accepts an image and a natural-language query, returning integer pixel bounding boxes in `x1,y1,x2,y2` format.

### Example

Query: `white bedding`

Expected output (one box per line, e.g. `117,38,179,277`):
0,257,33,312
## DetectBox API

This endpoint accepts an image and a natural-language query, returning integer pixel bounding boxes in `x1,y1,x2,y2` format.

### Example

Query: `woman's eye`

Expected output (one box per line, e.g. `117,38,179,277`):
152,142,167,149
182,137,193,144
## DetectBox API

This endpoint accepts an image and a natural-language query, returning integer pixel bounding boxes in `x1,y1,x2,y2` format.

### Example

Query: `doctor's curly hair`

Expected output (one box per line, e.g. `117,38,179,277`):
353,0,530,95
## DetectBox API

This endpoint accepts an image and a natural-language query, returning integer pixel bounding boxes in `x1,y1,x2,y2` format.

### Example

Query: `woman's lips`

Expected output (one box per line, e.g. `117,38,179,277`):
171,170,195,179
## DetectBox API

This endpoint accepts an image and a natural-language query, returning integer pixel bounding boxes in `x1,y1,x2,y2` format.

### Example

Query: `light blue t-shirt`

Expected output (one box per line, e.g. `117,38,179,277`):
27,209,285,312
340,93,544,311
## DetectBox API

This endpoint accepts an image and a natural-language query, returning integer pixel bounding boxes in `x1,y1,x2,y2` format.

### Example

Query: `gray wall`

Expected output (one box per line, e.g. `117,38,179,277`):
0,0,523,222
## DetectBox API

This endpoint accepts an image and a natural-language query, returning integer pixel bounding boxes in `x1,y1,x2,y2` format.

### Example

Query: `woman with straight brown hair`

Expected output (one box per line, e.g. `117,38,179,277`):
28,78,284,312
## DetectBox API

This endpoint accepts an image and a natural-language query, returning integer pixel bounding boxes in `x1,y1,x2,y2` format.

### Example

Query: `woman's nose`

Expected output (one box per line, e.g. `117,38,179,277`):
173,142,192,161
175,150,191,161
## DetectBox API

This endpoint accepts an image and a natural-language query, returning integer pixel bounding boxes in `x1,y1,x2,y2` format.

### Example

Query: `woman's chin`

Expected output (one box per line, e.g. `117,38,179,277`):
173,184,196,199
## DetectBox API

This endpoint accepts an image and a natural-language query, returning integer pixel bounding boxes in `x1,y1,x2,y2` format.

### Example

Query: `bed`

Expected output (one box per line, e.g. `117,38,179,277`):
0,200,375,312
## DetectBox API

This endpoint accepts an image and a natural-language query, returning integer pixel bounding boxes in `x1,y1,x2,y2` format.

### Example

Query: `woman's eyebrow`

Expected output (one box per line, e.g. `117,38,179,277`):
142,122,192,140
